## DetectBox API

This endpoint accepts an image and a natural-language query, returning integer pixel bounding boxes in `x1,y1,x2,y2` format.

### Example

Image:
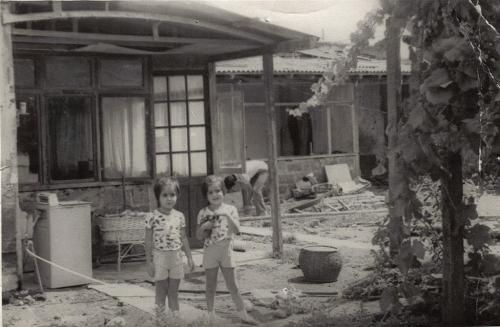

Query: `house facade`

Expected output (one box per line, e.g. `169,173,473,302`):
1,1,317,291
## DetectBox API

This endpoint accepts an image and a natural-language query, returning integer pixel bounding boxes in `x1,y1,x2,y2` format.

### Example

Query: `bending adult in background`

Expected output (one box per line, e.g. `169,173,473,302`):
224,160,269,216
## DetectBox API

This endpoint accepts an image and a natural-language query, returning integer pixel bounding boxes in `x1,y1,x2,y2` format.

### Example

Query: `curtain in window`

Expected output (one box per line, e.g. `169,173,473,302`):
48,97,93,180
102,97,147,178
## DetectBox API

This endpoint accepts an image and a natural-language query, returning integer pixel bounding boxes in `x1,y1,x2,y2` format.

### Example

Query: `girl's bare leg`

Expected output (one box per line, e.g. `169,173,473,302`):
220,267,244,311
155,279,169,309
221,267,257,325
167,278,181,312
205,268,219,313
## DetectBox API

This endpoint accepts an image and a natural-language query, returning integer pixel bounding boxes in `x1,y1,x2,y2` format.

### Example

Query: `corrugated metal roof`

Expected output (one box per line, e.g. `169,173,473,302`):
216,56,411,75
216,56,330,74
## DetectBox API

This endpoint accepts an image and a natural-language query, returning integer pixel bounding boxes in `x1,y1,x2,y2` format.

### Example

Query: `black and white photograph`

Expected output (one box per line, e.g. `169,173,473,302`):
1,0,500,326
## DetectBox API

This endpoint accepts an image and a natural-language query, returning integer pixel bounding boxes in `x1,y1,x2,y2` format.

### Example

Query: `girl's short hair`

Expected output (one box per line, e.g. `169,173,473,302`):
153,176,180,206
201,175,225,198
224,174,237,190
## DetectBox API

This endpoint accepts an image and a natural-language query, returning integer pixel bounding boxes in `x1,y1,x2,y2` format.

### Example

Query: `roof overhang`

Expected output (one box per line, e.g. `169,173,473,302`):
2,1,319,62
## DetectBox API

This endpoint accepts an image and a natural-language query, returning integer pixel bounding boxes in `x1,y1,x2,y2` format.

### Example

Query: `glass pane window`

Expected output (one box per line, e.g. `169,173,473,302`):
331,104,353,153
191,152,207,176
310,107,329,155
170,128,188,152
156,154,170,176
46,57,91,87
15,59,35,87
172,153,189,176
189,127,206,151
154,103,169,127
155,129,170,153
187,75,204,99
17,96,39,184
102,97,148,178
47,96,94,180
153,76,168,100
100,59,143,87
168,76,186,100
188,101,205,125
154,74,208,177
217,91,243,169
170,102,187,126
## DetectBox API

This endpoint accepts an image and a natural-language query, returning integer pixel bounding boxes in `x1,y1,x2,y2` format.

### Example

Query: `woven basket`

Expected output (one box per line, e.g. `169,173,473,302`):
298,246,342,283
98,213,146,243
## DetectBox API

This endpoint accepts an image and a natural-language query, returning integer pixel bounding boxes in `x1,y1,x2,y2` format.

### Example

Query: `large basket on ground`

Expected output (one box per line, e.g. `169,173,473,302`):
298,246,342,283
98,213,146,243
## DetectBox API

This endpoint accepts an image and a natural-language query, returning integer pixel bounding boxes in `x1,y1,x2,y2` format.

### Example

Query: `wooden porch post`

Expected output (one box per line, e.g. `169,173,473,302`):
263,53,282,256
1,2,22,286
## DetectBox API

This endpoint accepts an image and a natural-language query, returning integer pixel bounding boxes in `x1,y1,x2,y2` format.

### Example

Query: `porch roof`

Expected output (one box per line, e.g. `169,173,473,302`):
3,1,318,61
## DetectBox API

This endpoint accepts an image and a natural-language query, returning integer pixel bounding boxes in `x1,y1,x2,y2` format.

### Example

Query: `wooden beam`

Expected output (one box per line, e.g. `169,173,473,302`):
263,53,282,257
12,28,256,46
209,36,318,62
2,10,274,44
71,18,78,32
351,84,360,177
208,62,221,175
0,5,22,287
152,22,160,41
52,1,62,13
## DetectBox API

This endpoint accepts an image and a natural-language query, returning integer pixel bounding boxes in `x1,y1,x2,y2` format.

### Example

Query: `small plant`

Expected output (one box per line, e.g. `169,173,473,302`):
267,246,300,265
283,233,298,244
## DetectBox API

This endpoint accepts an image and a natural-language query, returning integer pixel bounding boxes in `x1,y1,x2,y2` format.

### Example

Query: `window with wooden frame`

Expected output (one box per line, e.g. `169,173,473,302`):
153,74,208,177
218,79,356,159
14,56,150,188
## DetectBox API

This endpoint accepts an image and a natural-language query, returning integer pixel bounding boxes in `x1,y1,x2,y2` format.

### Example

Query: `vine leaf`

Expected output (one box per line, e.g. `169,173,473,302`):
380,286,399,313
495,92,500,102
397,239,413,275
480,254,500,276
421,68,451,88
400,281,421,304
466,224,492,251
412,239,426,259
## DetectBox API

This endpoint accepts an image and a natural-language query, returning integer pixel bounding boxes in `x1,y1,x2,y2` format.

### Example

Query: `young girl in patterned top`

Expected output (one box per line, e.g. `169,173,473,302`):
145,177,195,316
196,175,257,325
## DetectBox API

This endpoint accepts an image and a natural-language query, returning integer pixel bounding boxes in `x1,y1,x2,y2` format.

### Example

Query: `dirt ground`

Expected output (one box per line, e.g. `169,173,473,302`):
4,190,498,327
2,224,377,327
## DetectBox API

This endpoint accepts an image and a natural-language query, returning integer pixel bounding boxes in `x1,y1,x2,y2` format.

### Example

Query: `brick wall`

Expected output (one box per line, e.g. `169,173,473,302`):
19,184,152,216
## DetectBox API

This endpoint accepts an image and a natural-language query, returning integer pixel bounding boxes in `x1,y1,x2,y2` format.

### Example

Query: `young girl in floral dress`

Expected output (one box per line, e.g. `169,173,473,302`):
196,175,257,325
145,177,195,317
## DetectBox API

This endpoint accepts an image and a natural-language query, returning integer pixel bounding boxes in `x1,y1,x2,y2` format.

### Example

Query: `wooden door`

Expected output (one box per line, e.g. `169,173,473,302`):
152,74,210,248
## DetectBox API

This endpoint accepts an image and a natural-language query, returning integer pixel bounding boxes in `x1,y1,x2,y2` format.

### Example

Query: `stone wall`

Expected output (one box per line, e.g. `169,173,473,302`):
276,154,359,196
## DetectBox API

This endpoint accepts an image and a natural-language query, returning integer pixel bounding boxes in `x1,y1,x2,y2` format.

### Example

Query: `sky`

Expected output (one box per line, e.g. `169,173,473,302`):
208,0,381,44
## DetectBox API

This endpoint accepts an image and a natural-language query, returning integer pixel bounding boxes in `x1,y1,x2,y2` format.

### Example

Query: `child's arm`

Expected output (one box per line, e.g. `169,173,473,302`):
224,207,241,235
196,221,212,241
145,227,154,277
195,210,212,241
181,227,195,271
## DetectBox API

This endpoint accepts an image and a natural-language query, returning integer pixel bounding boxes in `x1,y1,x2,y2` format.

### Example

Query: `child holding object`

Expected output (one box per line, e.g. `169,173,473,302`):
145,177,195,317
196,175,257,325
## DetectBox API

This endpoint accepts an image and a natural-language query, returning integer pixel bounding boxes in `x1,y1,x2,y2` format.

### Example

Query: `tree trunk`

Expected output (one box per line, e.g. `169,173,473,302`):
441,151,465,325
386,17,404,257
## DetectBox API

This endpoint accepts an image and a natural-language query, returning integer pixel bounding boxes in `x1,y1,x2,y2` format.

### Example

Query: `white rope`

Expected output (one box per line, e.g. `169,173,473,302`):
25,241,107,286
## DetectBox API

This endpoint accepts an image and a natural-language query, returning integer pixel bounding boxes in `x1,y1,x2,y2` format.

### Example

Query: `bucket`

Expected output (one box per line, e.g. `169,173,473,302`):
298,246,342,283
